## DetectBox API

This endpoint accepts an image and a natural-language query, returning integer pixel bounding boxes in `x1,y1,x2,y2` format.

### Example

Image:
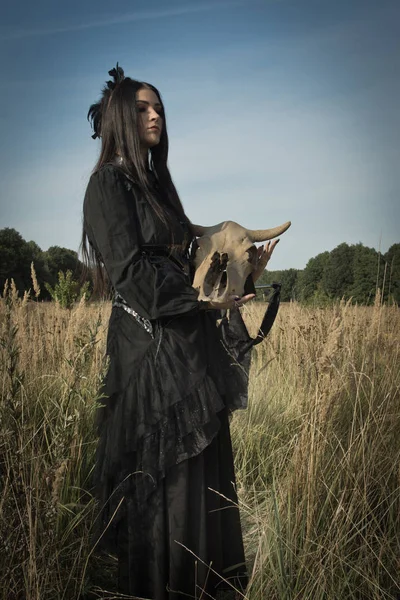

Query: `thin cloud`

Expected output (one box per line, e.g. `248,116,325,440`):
0,1,245,41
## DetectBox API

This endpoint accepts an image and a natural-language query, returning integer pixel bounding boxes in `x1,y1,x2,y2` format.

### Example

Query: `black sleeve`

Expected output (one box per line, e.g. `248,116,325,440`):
83,166,202,320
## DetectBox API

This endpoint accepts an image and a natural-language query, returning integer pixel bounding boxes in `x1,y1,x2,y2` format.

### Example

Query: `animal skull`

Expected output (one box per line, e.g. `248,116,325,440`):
192,220,291,302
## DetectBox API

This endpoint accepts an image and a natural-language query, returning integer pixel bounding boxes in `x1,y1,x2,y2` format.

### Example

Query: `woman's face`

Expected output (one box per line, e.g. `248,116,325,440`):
136,88,163,149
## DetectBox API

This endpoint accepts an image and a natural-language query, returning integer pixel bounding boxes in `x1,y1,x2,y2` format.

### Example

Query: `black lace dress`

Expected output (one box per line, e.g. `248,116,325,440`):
83,164,254,599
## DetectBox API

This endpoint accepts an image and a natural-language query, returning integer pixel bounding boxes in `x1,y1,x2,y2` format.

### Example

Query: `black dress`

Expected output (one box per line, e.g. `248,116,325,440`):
83,164,253,599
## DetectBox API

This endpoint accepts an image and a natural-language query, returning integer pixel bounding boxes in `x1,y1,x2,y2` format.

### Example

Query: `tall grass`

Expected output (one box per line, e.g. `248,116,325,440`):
0,289,108,599
0,283,399,599
235,299,400,599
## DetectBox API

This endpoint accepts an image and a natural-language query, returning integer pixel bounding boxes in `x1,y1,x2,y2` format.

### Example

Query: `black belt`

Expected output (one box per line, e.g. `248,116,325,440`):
141,244,190,273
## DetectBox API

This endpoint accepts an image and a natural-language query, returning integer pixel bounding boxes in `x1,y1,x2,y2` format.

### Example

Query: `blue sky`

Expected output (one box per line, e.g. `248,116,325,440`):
0,0,399,270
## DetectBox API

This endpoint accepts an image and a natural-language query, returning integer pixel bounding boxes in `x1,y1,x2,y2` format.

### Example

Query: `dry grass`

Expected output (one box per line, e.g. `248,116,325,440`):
235,299,400,599
0,286,399,599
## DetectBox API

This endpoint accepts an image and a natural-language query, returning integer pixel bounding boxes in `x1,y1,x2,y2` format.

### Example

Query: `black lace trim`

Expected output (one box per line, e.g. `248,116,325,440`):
92,373,226,548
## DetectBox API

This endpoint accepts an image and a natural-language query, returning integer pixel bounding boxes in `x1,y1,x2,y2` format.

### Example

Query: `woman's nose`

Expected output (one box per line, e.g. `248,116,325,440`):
148,108,159,121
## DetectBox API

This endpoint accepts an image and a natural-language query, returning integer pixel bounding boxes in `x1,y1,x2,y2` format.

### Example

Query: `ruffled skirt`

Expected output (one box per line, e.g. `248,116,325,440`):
93,306,251,598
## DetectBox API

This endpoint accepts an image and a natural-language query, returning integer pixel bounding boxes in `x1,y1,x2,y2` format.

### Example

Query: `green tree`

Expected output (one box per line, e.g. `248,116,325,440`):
384,243,400,303
0,229,91,300
0,228,32,294
349,244,379,304
281,268,301,301
257,268,301,302
322,243,355,300
262,269,298,301
254,242,399,306
300,251,330,301
0,228,58,299
257,270,276,287
257,269,281,301
44,246,82,286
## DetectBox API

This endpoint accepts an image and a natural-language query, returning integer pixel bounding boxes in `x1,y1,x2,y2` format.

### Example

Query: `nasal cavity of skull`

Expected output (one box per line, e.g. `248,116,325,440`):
204,251,229,297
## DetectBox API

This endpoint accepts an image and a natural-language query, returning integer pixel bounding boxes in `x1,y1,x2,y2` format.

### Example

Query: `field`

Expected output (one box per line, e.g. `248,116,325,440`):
0,285,399,599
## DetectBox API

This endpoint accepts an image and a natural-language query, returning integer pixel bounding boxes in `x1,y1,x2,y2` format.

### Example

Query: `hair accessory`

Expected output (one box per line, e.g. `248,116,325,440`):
88,63,125,140
106,62,125,90
88,102,101,139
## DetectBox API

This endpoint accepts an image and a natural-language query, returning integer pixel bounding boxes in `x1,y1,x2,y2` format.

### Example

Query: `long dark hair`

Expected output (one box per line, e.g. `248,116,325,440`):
80,64,193,298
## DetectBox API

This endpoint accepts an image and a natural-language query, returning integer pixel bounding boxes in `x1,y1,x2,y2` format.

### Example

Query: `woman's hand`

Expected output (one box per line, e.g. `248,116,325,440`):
252,239,280,283
205,293,255,311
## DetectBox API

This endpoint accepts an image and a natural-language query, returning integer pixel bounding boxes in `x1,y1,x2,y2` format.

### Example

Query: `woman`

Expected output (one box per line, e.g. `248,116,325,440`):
82,65,278,599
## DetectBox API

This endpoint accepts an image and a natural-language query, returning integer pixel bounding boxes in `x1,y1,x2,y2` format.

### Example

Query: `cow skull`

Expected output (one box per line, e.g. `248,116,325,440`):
192,220,291,302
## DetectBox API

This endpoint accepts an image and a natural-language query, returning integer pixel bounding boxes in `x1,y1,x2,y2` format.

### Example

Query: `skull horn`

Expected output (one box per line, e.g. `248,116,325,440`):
246,221,291,243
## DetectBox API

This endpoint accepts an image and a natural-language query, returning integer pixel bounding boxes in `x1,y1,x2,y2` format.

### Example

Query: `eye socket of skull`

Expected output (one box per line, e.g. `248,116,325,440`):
203,250,229,297
246,245,258,268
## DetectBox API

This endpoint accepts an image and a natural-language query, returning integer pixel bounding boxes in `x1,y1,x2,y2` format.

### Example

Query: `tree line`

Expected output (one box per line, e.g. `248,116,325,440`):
1,228,399,305
259,242,400,304
0,228,86,302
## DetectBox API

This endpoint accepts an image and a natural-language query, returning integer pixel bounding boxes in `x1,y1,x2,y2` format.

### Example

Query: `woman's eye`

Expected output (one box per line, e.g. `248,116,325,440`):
136,104,163,116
